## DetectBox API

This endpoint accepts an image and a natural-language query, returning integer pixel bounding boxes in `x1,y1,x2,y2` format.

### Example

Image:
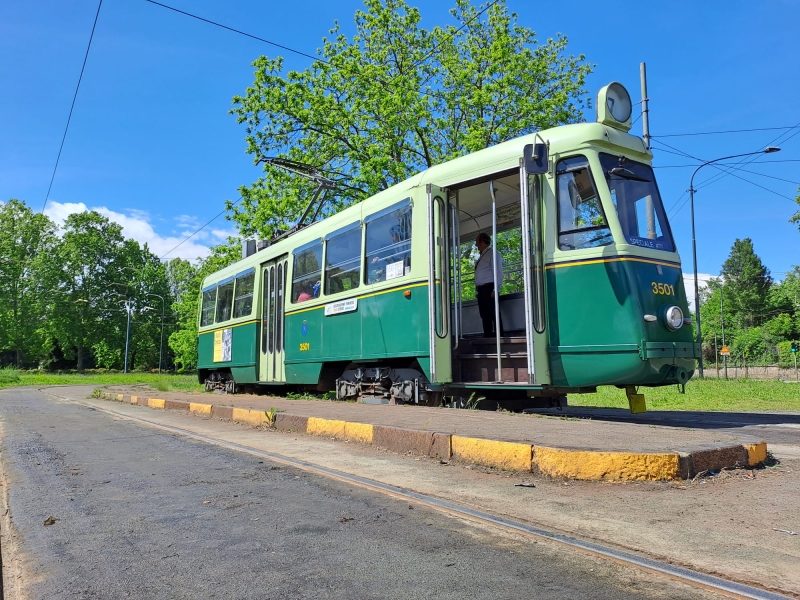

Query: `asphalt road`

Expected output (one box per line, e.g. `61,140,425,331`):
0,388,722,599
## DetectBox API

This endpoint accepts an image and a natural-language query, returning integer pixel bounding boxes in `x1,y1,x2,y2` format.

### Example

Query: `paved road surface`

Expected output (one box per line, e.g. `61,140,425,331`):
0,388,720,599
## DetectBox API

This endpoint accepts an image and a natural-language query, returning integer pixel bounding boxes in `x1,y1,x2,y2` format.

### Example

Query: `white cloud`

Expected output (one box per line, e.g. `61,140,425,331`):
683,272,716,313
43,201,228,261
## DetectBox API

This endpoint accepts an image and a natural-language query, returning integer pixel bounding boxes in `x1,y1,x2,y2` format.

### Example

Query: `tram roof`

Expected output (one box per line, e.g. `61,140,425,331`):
201,122,649,286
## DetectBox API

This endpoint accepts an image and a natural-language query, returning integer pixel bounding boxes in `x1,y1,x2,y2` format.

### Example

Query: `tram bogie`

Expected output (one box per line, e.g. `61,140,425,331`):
196,82,699,412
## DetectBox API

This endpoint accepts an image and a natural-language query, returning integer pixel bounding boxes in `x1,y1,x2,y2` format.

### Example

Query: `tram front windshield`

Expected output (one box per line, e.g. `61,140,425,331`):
599,153,675,252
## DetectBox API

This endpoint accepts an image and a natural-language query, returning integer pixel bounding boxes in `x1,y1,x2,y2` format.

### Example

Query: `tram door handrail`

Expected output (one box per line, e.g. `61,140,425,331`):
519,159,536,384
449,198,461,349
488,182,502,383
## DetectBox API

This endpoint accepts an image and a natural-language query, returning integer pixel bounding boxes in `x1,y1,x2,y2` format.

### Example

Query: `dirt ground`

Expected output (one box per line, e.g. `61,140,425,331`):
42,387,800,597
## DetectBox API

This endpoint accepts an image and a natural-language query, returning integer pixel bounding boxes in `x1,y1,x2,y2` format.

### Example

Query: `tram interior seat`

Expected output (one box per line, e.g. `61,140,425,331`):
454,292,526,338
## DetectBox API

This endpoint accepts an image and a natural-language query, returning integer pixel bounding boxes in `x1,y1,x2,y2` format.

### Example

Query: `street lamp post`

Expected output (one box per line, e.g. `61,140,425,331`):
122,300,133,374
147,293,166,375
689,146,780,378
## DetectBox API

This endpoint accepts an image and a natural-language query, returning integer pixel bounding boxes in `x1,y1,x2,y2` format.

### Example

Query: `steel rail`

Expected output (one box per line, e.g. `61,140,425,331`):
69,397,791,600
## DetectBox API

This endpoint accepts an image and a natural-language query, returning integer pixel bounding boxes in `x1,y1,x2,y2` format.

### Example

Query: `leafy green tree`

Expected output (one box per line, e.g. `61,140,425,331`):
0,200,58,367
169,240,242,372
229,0,593,239
791,185,800,231
44,211,132,370
719,238,772,330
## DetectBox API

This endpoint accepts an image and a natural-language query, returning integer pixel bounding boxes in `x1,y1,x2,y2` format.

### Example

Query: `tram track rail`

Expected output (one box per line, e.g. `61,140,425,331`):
64,396,792,600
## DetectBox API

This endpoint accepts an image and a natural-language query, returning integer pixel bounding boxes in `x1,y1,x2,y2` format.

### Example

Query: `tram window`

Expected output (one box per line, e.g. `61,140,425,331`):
215,278,235,322
200,286,216,327
232,269,255,318
325,224,361,295
556,156,613,250
364,199,412,284
291,240,323,303
599,153,675,252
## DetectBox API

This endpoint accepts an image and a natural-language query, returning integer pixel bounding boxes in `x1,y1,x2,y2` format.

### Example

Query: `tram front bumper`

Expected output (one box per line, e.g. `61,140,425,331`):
639,341,701,361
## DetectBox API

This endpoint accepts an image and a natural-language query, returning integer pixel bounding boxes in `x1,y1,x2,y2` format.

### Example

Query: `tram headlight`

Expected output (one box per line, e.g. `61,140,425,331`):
664,306,684,331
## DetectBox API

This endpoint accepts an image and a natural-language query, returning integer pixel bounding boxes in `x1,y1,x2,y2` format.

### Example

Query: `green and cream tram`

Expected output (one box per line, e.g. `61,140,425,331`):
197,82,699,412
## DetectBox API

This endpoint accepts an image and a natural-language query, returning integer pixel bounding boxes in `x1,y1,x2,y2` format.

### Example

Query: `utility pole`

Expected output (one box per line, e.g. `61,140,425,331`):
123,300,133,374
147,293,166,375
720,286,728,380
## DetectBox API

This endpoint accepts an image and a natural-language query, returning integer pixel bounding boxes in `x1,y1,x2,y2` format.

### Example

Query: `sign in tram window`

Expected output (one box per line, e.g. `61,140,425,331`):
292,240,323,303
364,199,412,284
325,223,361,295
556,156,613,251
599,153,675,252
215,278,235,322
200,286,216,327
232,269,255,318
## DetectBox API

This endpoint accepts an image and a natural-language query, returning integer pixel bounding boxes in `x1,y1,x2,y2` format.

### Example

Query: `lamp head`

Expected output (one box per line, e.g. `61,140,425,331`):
763,146,781,154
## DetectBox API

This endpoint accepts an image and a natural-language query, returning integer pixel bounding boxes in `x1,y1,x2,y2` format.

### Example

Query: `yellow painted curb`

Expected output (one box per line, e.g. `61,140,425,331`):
451,436,532,471
307,417,346,439
116,393,124,401
189,402,213,416
744,442,767,466
231,407,264,427
534,446,681,481
148,398,166,409
130,395,139,404
344,422,374,444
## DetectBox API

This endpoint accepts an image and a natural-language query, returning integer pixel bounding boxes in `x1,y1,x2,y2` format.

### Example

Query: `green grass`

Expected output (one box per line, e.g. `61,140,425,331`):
569,378,800,412
0,370,203,393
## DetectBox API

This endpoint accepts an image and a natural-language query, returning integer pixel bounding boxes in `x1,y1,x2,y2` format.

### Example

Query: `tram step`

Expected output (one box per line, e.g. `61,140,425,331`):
456,352,527,360
457,356,528,383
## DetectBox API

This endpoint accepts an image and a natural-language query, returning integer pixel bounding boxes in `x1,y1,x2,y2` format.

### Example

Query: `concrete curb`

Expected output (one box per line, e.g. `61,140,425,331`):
99,392,767,481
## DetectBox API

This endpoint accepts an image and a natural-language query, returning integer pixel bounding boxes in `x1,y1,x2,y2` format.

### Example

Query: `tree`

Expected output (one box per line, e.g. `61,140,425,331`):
719,238,772,330
229,0,593,239
44,211,131,371
169,240,242,372
0,200,57,367
791,185,800,231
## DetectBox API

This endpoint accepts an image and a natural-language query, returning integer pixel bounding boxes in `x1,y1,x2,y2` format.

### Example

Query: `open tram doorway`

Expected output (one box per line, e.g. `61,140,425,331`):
440,156,550,390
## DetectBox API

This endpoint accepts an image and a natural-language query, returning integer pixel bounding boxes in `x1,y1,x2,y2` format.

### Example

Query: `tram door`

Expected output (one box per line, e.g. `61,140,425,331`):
426,184,452,383
259,256,288,382
520,145,551,384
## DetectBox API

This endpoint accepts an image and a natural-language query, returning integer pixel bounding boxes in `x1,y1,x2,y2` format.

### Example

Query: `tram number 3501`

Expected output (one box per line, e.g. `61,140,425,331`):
299,343,310,351
651,282,675,296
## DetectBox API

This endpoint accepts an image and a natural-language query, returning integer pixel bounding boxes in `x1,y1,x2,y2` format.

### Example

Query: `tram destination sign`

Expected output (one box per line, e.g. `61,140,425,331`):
325,298,358,316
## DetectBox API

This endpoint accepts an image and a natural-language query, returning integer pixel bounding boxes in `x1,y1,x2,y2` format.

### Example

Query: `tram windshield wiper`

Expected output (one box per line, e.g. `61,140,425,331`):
606,167,650,182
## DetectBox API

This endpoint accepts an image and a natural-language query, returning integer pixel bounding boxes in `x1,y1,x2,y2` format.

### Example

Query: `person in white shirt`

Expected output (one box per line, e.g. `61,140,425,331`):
474,232,504,337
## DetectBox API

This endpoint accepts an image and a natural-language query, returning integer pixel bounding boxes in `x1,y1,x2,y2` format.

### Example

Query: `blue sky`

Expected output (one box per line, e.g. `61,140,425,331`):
2,0,798,305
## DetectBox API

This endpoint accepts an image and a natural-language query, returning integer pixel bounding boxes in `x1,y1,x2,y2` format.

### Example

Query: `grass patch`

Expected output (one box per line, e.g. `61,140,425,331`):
0,371,203,393
569,378,800,412
0,367,21,385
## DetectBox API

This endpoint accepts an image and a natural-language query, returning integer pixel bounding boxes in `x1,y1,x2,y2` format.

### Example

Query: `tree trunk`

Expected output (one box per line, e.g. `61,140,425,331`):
77,346,84,372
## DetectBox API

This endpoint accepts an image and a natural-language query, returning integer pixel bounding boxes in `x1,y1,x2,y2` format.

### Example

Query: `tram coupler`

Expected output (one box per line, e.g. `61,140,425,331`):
625,386,647,414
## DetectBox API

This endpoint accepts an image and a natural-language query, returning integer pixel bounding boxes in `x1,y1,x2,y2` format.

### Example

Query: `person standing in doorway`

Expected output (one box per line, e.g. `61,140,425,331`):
474,232,504,338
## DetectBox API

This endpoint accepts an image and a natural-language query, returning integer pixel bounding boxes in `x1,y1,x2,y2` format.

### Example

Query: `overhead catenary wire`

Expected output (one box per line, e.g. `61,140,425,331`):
42,0,103,213
159,197,243,260
652,125,800,138
693,121,800,190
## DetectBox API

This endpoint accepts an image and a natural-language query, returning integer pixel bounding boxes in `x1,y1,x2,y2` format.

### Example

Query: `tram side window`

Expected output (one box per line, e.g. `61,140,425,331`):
364,200,412,284
200,287,216,327
292,240,323,303
215,278,235,322
232,269,255,318
325,224,361,295
556,156,613,251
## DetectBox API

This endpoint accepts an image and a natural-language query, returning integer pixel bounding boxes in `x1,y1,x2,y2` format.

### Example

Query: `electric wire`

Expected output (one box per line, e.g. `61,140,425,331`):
654,159,800,168
159,197,243,260
42,0,103,213
695,121,800,190
143,0,323,63
652,140,795,219
652,125,799,138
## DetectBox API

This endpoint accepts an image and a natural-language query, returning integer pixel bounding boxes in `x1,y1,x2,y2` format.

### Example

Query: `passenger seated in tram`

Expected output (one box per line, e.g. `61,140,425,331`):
296,282,313,303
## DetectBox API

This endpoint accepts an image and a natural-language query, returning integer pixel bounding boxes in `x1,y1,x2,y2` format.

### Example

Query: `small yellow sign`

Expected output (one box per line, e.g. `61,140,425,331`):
720,345,731,356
